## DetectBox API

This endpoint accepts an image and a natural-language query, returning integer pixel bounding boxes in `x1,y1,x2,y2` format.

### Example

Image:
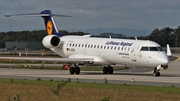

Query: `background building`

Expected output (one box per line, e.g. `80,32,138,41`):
5,42,44,50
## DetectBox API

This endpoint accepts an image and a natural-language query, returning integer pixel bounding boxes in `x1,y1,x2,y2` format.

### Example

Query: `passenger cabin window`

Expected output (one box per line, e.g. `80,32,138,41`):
91,45,93,48
101,46,103,49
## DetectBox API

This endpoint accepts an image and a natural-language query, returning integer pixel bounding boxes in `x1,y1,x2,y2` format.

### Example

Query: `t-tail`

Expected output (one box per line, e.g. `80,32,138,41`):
40,10,61,36
5,10,72,37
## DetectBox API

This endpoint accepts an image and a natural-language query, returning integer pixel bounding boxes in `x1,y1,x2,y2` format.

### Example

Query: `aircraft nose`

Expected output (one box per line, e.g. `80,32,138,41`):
159,56,169,65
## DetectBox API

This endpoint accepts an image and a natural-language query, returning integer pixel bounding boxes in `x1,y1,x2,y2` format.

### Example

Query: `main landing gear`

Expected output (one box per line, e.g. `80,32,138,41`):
103,65,114,74
70,66,80,75
69,65,114,75
153,67,160,77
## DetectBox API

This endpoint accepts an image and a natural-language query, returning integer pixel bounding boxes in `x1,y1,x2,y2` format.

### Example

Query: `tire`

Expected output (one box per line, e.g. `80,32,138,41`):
157,72,160,77
153,67,157,77
103,67,108,74
154,72,160,77
70,67,75,74
75,67,80,74
108,66,114,74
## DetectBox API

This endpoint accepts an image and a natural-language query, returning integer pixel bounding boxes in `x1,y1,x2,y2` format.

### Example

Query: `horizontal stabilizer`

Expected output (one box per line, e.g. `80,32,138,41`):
5,13,72,17
5,10,72,36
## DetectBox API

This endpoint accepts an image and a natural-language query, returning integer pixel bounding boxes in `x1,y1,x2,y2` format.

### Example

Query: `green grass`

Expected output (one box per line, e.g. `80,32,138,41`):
0,78,180,101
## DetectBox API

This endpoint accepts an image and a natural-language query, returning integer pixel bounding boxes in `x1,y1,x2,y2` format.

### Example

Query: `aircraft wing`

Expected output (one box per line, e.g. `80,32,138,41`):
0,57,94,62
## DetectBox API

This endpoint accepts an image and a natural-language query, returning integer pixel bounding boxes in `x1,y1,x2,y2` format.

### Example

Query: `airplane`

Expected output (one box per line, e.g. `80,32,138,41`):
3,10,172,77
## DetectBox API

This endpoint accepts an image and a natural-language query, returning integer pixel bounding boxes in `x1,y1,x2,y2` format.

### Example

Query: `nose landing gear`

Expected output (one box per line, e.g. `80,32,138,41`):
153,67,160,77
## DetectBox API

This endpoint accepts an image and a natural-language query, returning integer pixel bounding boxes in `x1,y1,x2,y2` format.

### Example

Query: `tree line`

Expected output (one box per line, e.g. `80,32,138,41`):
0,30,88,48
0,27,180,48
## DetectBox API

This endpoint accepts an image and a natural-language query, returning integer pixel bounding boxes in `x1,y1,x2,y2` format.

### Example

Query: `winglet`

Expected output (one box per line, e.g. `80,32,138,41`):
167,44,172,56
135,37,137,40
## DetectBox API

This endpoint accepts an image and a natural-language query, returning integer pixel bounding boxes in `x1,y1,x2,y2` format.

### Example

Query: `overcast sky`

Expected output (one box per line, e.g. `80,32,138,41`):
1,0,180,32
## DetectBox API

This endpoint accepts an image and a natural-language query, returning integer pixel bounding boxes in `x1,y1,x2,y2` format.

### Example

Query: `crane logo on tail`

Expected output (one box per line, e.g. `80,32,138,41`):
46,20,53,35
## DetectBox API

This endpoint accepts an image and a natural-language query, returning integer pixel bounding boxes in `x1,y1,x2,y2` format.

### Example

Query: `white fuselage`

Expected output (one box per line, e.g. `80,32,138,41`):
51,36,169,68
5,9,170,76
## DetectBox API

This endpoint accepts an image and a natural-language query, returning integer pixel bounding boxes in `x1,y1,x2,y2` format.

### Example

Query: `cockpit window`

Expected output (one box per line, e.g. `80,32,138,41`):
157,47,164,51
141,46,164,51
141,47,148,51
150,47,158,51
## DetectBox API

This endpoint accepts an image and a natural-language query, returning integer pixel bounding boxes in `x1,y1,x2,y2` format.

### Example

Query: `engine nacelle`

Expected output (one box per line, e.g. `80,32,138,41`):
42,35,61,48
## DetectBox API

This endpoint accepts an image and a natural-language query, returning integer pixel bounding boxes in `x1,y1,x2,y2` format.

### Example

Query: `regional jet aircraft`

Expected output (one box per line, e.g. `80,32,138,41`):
3,10,172,77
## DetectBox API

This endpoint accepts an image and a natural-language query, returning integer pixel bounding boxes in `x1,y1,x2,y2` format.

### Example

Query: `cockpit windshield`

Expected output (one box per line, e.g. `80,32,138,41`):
140,46,164,51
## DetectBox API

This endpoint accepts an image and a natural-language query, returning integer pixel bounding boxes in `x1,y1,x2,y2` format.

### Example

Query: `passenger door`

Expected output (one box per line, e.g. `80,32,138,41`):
130,46,137,62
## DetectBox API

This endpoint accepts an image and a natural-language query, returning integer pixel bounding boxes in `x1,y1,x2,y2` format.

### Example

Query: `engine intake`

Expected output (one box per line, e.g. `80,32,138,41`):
51,36,60,46
42,35,61,48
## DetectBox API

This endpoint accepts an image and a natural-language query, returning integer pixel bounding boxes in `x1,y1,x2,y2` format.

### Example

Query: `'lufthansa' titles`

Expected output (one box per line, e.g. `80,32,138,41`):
105,41,133,46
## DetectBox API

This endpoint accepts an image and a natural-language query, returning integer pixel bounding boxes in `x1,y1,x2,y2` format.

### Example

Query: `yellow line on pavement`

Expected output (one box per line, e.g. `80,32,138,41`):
175,57,180,61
